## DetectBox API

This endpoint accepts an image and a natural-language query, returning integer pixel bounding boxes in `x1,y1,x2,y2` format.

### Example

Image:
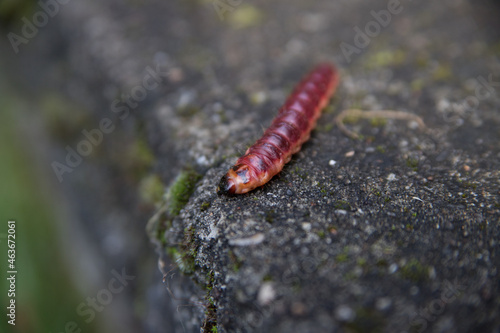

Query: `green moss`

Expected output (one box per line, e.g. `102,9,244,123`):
344,307,385,333
461,181,478,190
336,253,349,263
138,174,165,205
317,230,326,239
316,182,329,196
125,137,156,180
334,200,351,211
167,226,199,275
317,123,334,132
375,259,388,268
406,157,419,171
249,91,267,105
265,209,276,224
323,104,336,114
145,201,168,245
375,145,386,154
228,250,243,272
410,78,425,92
410,320,426,333
263,274,273,282
206,271,215,290
343,114,362,124
432,64,452,81
216,108,228,122
415,53,429,68
167,169,202,216
202,301,217,333
0,0,36,26
200,201,211,212
228,4,264,29
365,49,407,69
291,165,309,180
370,117,388,127
357,258,367,268
400,259,428,283
344,271,358,281
292,281,302,293
167,246,195,275
177,105,200,118
203,271,217,332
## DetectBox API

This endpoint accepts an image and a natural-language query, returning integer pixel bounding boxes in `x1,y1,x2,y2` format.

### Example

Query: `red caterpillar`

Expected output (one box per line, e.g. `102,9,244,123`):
217,63,340,195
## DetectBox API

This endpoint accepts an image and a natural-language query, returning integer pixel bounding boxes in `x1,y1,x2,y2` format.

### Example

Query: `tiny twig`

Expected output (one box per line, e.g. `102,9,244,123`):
334,109,426,139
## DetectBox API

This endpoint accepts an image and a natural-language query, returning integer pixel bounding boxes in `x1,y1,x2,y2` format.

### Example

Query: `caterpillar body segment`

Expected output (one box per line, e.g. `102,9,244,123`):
217,63,339,195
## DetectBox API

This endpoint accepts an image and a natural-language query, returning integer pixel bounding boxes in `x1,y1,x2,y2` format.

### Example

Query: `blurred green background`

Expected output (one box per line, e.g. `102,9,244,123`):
0,86,98,332
1,3,117,331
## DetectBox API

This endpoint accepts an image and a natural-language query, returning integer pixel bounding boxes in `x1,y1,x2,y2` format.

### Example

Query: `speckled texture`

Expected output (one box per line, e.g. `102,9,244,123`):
156,1,500,332
4,0,499,332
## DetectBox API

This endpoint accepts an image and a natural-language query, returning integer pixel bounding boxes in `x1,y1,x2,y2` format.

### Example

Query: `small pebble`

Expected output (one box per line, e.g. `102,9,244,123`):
345,151,355,157
335,305,355,321
375,297,392,311
228,233,265,246
257,282,276,305
168,67,184,82
387,173,397,181
291,302,307,315
388,263,398,274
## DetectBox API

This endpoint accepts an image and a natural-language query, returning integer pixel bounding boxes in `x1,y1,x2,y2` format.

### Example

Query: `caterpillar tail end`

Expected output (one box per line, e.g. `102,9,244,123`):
217,174,236,195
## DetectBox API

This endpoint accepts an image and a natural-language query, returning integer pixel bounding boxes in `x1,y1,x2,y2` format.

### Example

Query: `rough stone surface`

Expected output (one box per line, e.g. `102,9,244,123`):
4,0,500,332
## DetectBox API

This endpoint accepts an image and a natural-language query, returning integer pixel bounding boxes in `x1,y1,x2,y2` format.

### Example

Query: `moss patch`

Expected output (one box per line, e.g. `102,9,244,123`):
167,226,198,275
167,169,202,216
202,301,218,333
200,201,211,212
400,259,428,283
139,174,165,206
228,4,264,29
344,307,386,333
334,200,352,211
365,49,407,69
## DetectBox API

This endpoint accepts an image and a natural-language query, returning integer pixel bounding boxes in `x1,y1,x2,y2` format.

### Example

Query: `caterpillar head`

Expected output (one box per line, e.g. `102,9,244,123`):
217,164,251,195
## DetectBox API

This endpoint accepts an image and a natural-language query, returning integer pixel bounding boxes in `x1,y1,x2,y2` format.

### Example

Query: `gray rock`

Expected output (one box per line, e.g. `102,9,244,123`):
5,0,499,332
